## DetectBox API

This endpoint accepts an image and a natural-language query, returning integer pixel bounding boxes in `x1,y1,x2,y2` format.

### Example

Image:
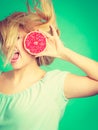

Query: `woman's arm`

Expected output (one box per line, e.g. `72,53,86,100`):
36,26,98,99
59,47,98,81
51,25,98,99
59,47,98,98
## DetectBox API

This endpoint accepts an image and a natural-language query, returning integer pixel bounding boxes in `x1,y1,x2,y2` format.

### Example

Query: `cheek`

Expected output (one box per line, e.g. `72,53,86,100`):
21,38,28,53
21,41,32,57
22,45,33,58
18,39,26,53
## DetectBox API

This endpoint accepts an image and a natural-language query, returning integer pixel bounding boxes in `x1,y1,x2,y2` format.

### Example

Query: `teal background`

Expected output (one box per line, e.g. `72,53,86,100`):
0,0,98,130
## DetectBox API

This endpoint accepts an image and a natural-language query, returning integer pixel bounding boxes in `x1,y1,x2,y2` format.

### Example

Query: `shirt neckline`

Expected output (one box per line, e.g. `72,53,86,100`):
0,70,50,98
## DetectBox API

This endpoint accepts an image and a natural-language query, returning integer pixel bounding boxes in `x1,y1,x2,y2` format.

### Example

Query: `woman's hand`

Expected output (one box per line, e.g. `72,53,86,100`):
35,25,66,58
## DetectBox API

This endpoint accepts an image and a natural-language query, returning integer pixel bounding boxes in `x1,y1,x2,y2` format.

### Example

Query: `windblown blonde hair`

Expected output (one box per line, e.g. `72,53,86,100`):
0,0,59,66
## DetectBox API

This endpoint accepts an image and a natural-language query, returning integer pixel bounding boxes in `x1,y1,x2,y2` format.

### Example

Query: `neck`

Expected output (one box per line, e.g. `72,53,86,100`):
3,62,45,85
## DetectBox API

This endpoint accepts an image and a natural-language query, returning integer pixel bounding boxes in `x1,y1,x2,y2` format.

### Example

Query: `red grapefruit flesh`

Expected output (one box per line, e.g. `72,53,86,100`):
24,31,47,55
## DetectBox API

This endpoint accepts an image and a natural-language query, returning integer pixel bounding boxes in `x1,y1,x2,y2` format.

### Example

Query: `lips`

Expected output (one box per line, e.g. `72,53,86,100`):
11,52,20,63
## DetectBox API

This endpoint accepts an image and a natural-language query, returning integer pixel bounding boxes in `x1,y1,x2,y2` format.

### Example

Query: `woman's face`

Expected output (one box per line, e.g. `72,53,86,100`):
10,29,36,69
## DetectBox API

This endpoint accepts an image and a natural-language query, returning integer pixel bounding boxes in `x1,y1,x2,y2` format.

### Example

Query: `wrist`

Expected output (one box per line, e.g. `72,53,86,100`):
57,47,70,61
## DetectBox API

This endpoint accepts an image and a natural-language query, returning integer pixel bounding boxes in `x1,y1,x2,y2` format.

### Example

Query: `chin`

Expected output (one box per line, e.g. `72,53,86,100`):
11,62,23,70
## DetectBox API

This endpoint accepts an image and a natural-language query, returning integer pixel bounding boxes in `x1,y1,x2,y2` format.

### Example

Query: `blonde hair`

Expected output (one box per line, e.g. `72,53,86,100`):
0,0,59,66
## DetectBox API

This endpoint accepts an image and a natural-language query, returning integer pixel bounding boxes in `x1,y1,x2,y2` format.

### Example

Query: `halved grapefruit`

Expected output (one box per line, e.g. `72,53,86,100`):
24,31,47,55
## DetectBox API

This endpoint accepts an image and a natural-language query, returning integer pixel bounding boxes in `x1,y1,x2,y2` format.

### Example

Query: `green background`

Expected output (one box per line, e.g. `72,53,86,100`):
0,0,98,130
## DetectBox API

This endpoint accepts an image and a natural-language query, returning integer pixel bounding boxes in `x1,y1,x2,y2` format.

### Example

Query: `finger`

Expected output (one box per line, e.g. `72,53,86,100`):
49,25,58,37
34,49,47,57
37,29,53,39
35,53,44,58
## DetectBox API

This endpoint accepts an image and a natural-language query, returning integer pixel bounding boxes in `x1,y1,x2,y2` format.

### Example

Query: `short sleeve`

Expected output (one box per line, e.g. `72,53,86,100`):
44,69,69,117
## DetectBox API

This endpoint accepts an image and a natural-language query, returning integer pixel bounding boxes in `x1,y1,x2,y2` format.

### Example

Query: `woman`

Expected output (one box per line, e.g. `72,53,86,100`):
0,0,98,130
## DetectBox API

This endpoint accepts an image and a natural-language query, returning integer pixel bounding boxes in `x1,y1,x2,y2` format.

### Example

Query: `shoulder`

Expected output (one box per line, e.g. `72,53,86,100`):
46,69,69,79
43,69,69,101
0,71,11,86
44,69,70,88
